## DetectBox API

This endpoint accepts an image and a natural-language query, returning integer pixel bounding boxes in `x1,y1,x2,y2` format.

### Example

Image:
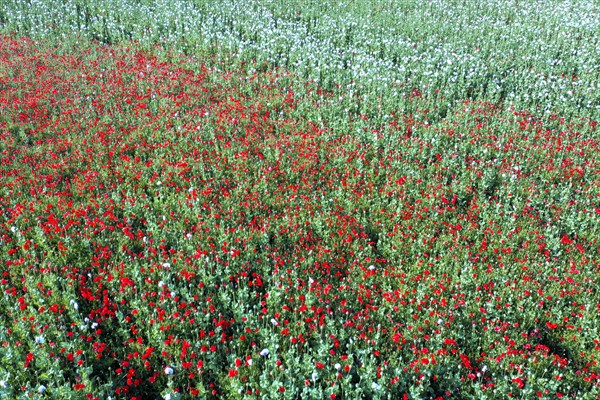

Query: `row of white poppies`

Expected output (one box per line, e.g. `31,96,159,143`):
1,0,598,117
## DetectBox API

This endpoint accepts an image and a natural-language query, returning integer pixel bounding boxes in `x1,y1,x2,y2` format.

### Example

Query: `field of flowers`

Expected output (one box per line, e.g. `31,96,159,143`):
1,1,599,399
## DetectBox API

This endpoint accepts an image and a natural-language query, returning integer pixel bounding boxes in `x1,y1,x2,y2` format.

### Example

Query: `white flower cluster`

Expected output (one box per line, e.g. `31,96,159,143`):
1,0,598,117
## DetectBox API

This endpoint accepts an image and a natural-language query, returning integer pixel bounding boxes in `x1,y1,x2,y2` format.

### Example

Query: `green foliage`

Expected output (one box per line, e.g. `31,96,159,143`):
0,1,599,398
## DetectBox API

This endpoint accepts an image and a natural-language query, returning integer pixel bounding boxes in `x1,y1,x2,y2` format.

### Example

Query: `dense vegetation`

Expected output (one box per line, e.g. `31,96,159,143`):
0,1,598,398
